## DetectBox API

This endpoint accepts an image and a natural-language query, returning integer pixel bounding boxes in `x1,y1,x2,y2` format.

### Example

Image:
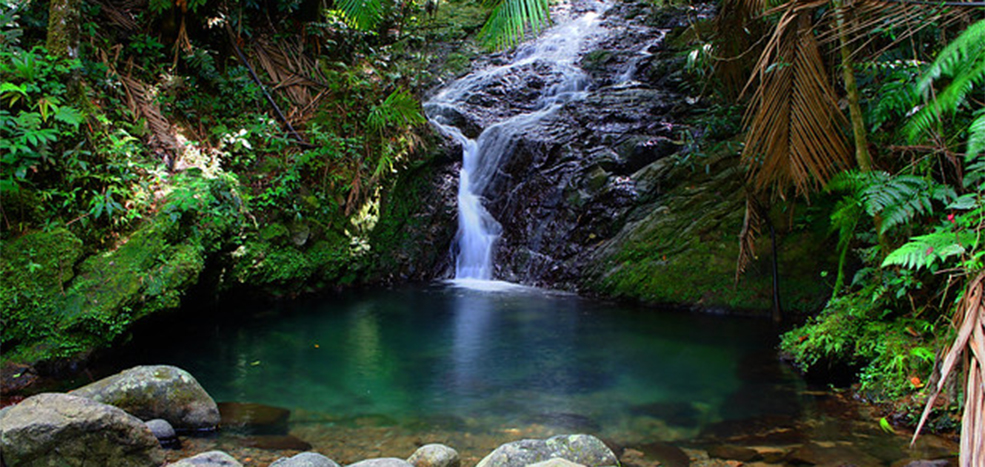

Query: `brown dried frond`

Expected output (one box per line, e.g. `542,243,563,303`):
118,74,181,159
912,272,985,467
741,5,852,198
92,0,144,31
736,194,765,283
252,37,326,124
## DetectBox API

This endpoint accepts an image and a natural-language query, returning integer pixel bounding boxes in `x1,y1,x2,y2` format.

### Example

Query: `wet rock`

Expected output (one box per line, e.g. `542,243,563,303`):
408,444,461,467
475,434,618,467
890,460,955,467
146,418,180,448
171,450,243,466
528,459,587,467
70,365,220,431
785,442,882,467
272,452,341,467
348,458,415,467
218,401,291,434
239,434,313,451
634,442,689,467
706,445,759,462
0,393,164,467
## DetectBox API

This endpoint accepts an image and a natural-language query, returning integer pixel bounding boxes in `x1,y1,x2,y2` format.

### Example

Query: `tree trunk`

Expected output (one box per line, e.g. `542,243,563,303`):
834,0,872,172
47,0,82,60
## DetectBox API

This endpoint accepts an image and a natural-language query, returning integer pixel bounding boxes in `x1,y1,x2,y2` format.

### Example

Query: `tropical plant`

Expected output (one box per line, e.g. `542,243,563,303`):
478,0,550,49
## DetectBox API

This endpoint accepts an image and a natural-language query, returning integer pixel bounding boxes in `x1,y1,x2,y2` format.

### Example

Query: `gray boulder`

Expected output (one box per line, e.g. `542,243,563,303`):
408,444,460,467
70,365,220,430
272,452,341,467
169,451,242,466
0,393,165,467
348,458,415,467
476,434,618,467
146,418,180,448
528,460,587,467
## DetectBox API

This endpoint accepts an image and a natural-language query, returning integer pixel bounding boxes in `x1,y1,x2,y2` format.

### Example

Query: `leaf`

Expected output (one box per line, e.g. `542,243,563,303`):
53,105,82,128
334,0,384,31
478,0,551,50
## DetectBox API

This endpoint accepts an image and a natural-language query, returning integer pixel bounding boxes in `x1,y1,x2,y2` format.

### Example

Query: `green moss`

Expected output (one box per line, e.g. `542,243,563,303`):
260,223,290,244
584,160,835,315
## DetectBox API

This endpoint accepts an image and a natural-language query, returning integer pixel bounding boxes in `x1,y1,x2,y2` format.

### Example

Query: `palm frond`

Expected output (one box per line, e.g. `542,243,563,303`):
335,0,384,31
742,6,852,197
736,194,765,283
912,273,985,467
478,0,550,50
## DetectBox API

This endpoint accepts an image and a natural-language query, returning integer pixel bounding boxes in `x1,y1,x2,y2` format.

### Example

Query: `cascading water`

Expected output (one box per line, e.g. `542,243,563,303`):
425,1,608,284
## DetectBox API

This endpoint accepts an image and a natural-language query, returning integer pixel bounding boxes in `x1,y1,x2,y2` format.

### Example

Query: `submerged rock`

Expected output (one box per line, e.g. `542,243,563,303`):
239,434,313,451
69,365,220,431
218,401,291,434
0,393,165,467
170,451,243,467
408,444,460,467
272,452,341,467
475,434,618,467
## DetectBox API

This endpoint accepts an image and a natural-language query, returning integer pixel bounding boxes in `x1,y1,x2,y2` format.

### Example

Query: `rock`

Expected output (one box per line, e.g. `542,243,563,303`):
706,445,759,462
408,444,460,467
146,418,180,448
218,401,291,434
785,443,882,467
0,393,165,467
528,460,587,467
635,442,689,467
348,458,415,467
170,451,243,467
70,365,220,431
890,460,954,467
475,434,618,467
272,452,341,467
239,434,313,451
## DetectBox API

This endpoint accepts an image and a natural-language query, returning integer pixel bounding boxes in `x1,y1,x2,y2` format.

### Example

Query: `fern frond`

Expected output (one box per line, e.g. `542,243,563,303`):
905,19,985,143
478,0,550,50
367,88,425,134
335,0,384,31
968,110,985,161
882,230,977,270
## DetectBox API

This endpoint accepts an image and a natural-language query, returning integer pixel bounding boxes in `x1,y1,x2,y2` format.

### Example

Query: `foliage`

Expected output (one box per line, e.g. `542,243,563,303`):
478,0,551,49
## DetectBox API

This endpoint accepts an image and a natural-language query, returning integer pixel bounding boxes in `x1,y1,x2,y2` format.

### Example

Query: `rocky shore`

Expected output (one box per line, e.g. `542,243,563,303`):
0,365,959,467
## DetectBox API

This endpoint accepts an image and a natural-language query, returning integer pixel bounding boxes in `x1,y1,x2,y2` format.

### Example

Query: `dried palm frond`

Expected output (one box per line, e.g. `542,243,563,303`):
912,272,985,467
741,5,852,198
252,37,326,124
736,194,765,283
118,73,181,160
91,0,145,31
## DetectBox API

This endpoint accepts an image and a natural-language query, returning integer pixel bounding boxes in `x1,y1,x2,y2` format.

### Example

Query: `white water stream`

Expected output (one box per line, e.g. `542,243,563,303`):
425,1,608,284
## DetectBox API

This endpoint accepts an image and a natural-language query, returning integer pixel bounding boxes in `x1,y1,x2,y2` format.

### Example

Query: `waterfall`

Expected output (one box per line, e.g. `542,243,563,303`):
425,0,607,284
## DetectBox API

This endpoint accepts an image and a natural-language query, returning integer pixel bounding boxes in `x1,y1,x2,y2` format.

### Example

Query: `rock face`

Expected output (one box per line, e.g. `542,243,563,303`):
272,452,342,467
408,444,461,467
476,434,619,467
170,451,243,467
69,365,220,431
0,393,165,467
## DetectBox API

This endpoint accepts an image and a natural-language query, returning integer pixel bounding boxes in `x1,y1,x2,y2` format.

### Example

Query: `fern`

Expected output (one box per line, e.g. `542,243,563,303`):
969,109,985,161
367,88,425,135
334,0,384,31
882,230,978,271
478,0,550,50
905,19,985,143
828,170,956,235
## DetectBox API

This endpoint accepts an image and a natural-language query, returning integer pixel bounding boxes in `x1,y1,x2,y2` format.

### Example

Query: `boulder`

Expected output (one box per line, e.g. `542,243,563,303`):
408,444,460,467
476,434,618,467
146,418,179,448
70,365,220,430
0,393,164,467
528,460,587,467
348,458,415,467
170,451,243,467
272,452,341,467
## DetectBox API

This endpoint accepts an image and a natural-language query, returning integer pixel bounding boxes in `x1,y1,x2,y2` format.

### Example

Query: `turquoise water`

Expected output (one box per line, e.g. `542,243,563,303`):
122,284,800,437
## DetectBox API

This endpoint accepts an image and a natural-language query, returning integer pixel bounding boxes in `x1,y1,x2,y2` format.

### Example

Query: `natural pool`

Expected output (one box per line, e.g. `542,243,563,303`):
106,283,948,466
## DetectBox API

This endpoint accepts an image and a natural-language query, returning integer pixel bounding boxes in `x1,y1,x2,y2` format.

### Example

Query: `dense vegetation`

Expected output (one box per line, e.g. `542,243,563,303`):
680,0,983,460
2,0,984,460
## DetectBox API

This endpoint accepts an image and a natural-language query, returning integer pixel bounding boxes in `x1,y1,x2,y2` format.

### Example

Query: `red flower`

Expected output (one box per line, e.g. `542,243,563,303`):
948,213,956,223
